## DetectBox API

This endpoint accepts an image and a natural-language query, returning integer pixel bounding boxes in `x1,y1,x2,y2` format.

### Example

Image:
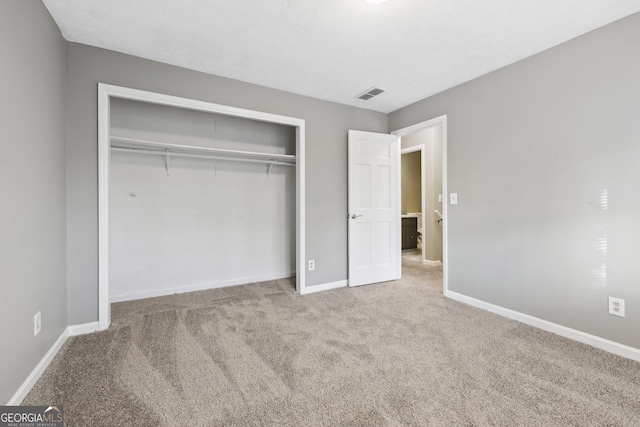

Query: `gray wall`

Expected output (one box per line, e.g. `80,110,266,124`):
389,13,640,348
67,43,387,324
401,151,421,214
0,1,67,403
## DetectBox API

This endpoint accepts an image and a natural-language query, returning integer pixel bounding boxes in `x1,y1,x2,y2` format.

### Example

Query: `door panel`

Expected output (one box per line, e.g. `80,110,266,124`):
348,130,399,287
378,221,392,265
356,164,372,209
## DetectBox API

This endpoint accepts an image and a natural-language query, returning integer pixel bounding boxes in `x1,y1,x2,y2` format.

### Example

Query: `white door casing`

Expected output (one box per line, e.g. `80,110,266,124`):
348,130,400,287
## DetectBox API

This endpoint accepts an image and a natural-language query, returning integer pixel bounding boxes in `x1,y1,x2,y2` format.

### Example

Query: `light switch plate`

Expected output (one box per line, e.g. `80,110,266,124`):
34,311,41,336
450,193,458,205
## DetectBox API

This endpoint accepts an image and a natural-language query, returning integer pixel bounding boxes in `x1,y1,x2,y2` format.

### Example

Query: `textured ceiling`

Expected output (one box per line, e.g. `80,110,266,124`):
43,0,640,113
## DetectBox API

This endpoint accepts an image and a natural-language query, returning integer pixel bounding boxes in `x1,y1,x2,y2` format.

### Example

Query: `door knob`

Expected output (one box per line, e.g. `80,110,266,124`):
349,214,363,219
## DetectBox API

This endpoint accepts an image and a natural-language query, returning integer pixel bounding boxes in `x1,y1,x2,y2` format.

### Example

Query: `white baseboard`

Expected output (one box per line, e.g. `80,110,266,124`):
68,321,100,336
300,279,348,295
110,272,296,303
7,328,69,405
446,290,640,362
423,259,443,266
7,321,102,405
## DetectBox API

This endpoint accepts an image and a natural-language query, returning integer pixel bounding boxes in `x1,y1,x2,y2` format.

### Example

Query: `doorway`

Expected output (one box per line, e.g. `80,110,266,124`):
98,84,307,331
401,146,425,263
392,115,447,294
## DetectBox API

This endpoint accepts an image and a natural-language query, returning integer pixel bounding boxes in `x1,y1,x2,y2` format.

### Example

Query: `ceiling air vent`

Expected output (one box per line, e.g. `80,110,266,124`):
355,87,386,101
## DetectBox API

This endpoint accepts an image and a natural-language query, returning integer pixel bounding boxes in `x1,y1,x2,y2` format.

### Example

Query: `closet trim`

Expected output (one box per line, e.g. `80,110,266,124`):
97,83,306,331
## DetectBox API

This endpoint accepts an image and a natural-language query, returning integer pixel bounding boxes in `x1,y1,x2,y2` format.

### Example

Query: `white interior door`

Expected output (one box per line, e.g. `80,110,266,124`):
348,130,399,287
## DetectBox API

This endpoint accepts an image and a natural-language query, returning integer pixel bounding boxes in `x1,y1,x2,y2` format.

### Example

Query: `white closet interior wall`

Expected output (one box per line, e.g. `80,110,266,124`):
109,98,296,302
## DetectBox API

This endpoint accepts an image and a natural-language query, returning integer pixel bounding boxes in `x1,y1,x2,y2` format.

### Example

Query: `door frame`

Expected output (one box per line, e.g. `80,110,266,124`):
392,115,448,294
97,83,306,331
400,145,426,262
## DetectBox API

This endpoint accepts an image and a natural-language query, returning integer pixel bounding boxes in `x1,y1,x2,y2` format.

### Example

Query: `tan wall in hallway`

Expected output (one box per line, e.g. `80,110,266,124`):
401,151,422,214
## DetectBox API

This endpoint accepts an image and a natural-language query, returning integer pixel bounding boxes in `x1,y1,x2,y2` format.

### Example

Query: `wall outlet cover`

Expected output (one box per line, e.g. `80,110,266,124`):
608,297,625,317
308,260,315,271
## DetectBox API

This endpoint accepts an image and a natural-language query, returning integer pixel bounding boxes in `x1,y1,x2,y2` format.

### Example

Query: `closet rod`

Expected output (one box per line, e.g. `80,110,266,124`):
110,136,296,163
111,146,296,167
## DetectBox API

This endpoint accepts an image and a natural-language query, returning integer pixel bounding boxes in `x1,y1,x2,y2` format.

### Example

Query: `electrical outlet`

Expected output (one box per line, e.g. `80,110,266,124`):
308,260,315,271
34,311,41,336
608,297,625,317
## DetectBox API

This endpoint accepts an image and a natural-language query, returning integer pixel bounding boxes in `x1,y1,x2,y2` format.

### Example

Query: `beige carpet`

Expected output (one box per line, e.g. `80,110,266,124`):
402,250,423,263
25,260,640,426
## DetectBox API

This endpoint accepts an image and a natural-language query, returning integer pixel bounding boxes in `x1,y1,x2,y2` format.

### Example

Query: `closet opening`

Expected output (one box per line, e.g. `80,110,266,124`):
98,84,306,330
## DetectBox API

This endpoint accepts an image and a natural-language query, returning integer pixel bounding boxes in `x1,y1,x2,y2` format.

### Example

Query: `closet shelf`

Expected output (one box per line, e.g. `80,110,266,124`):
110,136,297,167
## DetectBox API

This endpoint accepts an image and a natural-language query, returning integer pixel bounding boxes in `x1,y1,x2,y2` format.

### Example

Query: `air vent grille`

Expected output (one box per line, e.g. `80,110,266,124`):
355,86,386,101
